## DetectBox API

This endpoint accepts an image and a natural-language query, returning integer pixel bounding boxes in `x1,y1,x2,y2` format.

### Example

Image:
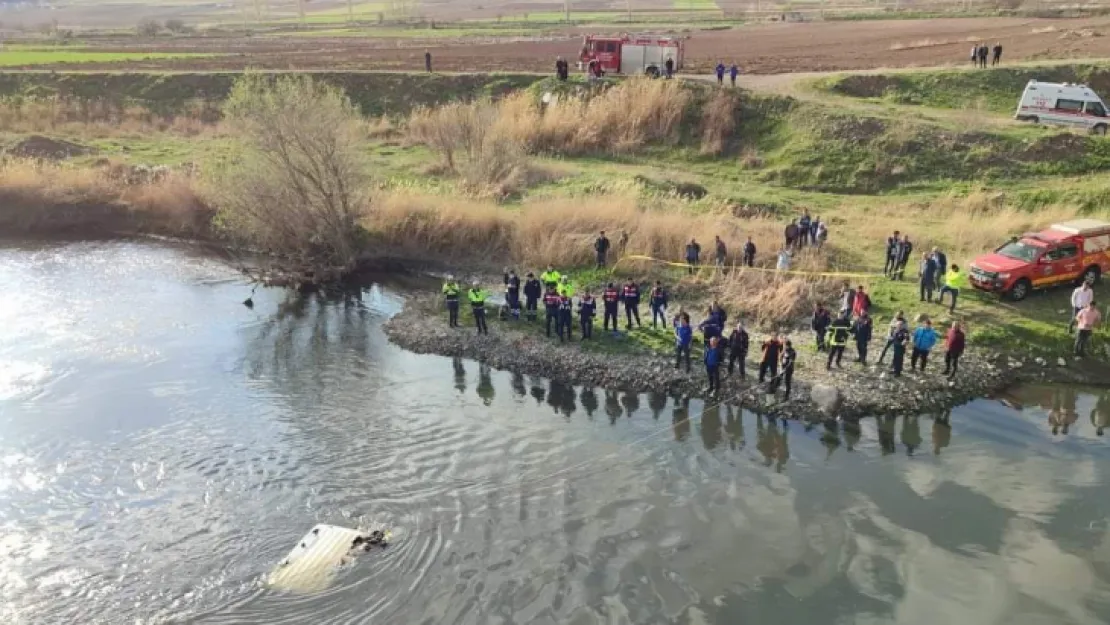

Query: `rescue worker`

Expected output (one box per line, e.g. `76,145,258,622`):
541,265,561,290
883,230,901,276
523,271,541,322
889,321,909,376
715,61,726,85
602,282,620,332
674,313,693,372
467,281,489,335
826,312,852,370
504,269,521,320
442,274,461,328
812,302,831,352
622,279,641,329
727,320,749,378
877,311,906,365
742,236,756,267
685,238,701,274
714,235,727,268
852,310,873,365
578,289,596,340
780,339,796,399
911,318,938,372
758,334,781,386
557,274,575,298
729,63,739,87
557,289,574,342
594,230,611,268
705,336,723,395
543,284,561,338
919,251,938,302
938,264,965,314
649,281,668,328
942,320,965,379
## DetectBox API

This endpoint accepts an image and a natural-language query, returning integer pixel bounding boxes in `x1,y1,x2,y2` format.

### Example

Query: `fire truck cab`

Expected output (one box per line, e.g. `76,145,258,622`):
579,34,684,77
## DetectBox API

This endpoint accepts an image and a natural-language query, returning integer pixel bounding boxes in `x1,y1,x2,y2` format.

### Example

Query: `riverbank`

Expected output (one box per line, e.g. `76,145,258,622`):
384,292,1110,419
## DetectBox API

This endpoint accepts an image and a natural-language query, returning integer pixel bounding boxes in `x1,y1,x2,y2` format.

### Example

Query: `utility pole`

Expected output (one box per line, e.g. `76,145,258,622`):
564,0,570,23
626,0,631,22
348,0,354,21
297,0,305,24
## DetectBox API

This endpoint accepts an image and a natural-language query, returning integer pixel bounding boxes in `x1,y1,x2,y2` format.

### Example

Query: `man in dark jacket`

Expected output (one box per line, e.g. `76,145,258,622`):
557,291,574,342
578,290,596,339
784,220,799,249
894,235,914,280
852,310,873,365
727,321,749,378
759,335,781,386
812,303,831,352
504,269,521,320
622,279,641,330
742,236,756,267
780,339,797,398
884,230,901,276
714,236,727,267
992,42,1002,66
798,212,812,247
826,313,852,370
890,323,910,376
942,320,965,379
932,247,948,295
664,57,674,79
919,252,938,302
543,285,561,338
594,230,611,268
649,281,668,328
602,282,620,332
715,62,726,85
705,337,723,395
523,272,541,322
685,238,701,274
424,49,432,72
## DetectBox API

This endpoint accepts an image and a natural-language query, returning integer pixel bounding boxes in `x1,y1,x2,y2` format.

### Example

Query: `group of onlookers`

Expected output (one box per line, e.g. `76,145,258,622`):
970,43,1003,67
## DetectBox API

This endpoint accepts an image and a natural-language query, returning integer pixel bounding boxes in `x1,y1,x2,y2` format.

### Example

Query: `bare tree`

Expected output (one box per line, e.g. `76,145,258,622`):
215,74,369,281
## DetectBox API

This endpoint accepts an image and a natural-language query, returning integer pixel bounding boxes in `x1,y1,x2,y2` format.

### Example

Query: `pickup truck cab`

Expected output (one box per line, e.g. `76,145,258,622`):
969,219,1110,301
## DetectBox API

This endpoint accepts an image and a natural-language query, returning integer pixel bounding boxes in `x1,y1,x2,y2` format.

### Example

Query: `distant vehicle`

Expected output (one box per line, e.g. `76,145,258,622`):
969,219,1110,301
578,34,684,77
1015,80,1110,135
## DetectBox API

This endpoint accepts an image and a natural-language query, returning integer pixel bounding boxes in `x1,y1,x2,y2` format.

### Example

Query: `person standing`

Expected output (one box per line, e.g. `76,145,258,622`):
918,252,937,302
810,216,821,246
910,319,938,372
877,311,906,364
784,220,799,249
541,265,561,290
557,56,569,80
699,306,722,343
742,236,756,267
883,230,901,276
816,221,828,248
838,282,856,320
727,320,749,378
826,313,852,370
705,336,723,395
715,61,726,85
937,264,965,314
467,281,489,335
685,238,701,274
649,281,668,328
1074,300,1102,357
852,310,873,365
780,339,797,399
443,274,461,328
664,57,675,79
992,42,1002,66
602,282,620,332
890,322,909,376
932,247,948,295
798,211,812,248
557,275,575,299
424,49,433,72
714,235,727,268
895,235,913,280
758,334,782,385
674,313,693,372
523,272,541,322
853,285,871,318
594,230,611,269
729,63,739,87
978,44,988,68
543,284,561,338
622,279,641,330
942,320,965,379
578,289,596,340
505,269,521,320
776,248,792,271
1069,280,1094,334
812,302,831,352
557,289,574,342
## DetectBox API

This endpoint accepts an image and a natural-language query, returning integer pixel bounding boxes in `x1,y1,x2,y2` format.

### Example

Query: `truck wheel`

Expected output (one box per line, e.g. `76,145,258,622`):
1081,265,1101,285
1028,115,1039,125
1008,279,1031,301
645,66,660,79
1095,124,1109,136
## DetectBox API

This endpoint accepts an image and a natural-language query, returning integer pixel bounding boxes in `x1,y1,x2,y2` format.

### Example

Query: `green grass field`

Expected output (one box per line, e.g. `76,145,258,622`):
0,47,214,66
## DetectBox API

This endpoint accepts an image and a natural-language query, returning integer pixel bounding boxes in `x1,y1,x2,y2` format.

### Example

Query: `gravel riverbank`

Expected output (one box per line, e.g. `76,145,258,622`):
384,294,1110,419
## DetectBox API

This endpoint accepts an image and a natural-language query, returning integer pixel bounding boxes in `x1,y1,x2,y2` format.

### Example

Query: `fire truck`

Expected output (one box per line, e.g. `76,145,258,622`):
579,34,685,77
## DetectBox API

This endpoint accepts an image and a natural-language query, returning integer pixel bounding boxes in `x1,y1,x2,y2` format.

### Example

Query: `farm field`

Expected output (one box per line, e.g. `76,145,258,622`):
6,16,1110,73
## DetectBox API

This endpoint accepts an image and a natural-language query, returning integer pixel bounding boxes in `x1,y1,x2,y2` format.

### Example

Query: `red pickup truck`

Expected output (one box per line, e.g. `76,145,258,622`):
968,219,1110,301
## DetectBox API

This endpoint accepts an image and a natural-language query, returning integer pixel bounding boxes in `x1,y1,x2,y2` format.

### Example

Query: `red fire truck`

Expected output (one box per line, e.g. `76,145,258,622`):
579,34,685,77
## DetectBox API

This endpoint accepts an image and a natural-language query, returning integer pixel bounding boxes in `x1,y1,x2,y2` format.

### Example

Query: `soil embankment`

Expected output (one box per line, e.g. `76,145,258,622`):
384,293,1110,418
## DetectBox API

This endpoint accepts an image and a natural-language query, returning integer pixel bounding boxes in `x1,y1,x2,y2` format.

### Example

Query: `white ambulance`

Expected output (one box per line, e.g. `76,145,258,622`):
1014,80,1110,134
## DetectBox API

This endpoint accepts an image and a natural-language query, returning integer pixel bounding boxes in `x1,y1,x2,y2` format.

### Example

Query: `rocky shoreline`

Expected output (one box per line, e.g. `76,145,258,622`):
384,294,1110,419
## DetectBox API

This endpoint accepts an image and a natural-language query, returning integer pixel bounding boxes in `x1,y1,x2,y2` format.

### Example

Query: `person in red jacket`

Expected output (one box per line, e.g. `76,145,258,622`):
602,282,620,332
942,320,965,380
852,285,871,318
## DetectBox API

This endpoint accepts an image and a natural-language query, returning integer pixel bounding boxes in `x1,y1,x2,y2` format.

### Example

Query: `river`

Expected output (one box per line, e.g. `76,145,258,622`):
2,241,1110,625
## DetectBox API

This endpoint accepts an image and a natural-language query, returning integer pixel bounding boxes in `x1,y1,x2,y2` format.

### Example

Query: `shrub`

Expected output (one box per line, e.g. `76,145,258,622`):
214,74,369,274
137,18,160,37
164,18,189,33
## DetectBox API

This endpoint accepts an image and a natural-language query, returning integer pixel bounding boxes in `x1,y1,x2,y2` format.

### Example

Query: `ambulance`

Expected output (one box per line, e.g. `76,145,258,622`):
1014,80,1110,134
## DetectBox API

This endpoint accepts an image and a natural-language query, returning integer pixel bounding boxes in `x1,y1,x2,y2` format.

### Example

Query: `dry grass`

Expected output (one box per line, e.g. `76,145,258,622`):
889,38,950,51
0,158,211,237
0,97,220,137
700,90,739,156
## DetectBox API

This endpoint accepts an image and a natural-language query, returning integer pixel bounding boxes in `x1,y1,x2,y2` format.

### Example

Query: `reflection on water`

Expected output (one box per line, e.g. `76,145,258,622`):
2,241,1110,625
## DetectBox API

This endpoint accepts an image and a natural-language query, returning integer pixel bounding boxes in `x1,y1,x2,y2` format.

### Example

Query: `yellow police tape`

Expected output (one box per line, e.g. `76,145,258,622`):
613,254,884,279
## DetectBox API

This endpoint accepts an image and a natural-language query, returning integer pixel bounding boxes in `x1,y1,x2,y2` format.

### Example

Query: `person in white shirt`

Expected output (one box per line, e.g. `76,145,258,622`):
776,248,791,271
1069,280,1095,334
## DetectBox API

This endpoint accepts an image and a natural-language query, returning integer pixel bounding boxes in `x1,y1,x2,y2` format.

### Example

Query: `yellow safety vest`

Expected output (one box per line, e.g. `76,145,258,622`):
541,270,561,285
945,269,965,289
442,282,459,299
467,289,487,307
557,282,576,297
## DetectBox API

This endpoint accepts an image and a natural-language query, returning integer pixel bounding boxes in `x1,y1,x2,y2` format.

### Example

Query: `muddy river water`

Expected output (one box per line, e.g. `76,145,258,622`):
3,241,1110,625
